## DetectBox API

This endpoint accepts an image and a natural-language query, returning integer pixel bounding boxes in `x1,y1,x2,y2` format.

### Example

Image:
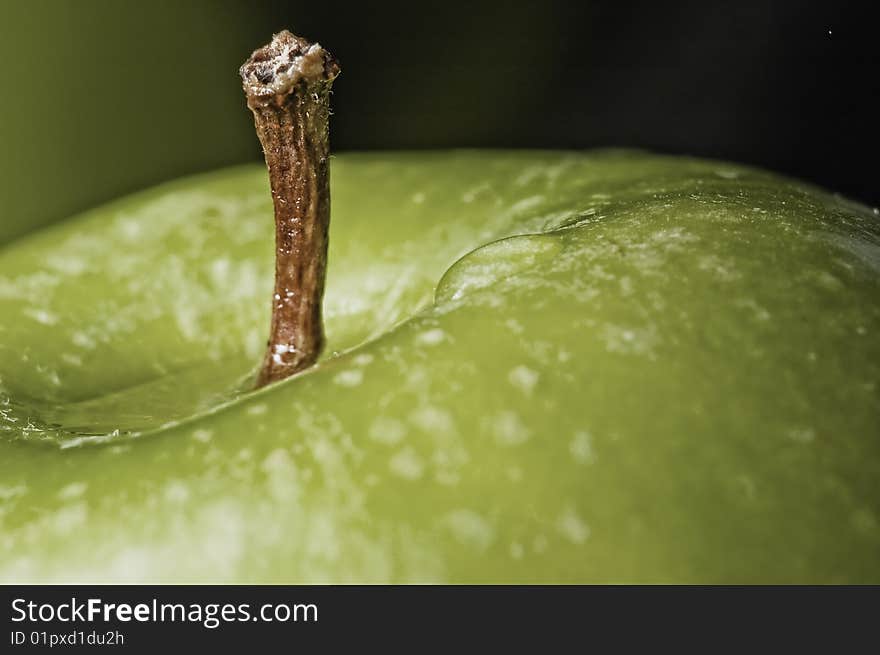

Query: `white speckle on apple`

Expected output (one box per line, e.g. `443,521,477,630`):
164,481,190,504
0,274,56,302
60,353,83,367
506,195,545,218
191,429,213,443
491,411,530,446
815,271,842,291
737,475,757,501
544,157,577,185
247,403,268,416
416,328,446,346
557,505,590,545
333,369,363,387
352,353,374,366
698,254,741,282
505,318,524,334
461,181,490,203
734,298,771,322
210,257,231,283
508,365,539,395
601,323,659,357
506,466,523,482
310,434,344,465
51,502,88,535
261,449,300,501
23,308,58,325
532,534,549,554
103,548,154,583
389,447,425,480
117,216,143,241
305,514,342,565
57,482,88,500
715,169,740,179
71,331,97,349
403,365,429,387
0,484,27,502
411,192,425,204
46,255,88,276
509,542,525,560
369,416,407,445
191,501,247,570
569,431,595,464
514,165,544,186
444,509,494,552
434,470,461,486
787,427,816,443
410,406,456,434
172,301,200,341
431,442,469,484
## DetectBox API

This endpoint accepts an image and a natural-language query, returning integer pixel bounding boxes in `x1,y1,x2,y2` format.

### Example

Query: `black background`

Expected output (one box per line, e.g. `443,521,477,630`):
260,0,878,204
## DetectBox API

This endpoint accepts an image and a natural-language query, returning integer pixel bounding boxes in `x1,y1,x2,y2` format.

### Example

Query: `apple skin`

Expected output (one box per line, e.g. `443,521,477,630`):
0,150,878,583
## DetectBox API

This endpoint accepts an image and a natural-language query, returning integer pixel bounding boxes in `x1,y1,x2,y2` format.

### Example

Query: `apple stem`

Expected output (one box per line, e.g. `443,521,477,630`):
240,31,340,387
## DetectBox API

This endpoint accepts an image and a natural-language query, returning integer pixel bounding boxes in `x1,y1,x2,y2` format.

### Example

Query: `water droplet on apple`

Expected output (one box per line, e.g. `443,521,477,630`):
434,234,562,307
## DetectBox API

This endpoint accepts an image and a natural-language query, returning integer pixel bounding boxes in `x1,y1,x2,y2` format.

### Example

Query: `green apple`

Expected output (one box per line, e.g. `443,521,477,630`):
0,150,878,583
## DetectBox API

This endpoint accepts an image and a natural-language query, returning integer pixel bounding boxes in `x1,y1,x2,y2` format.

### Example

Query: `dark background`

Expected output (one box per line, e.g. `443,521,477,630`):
0,0,876,243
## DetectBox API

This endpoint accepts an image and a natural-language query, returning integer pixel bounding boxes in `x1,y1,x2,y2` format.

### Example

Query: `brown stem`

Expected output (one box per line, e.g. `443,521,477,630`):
240,31,340,387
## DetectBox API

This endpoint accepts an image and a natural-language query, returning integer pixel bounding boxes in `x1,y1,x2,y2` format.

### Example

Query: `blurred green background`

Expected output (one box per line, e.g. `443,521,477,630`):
1,0,876,244
0,1,267,243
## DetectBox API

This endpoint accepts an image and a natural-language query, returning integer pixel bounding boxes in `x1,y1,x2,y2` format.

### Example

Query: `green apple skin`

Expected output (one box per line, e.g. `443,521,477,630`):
0,150,878,583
